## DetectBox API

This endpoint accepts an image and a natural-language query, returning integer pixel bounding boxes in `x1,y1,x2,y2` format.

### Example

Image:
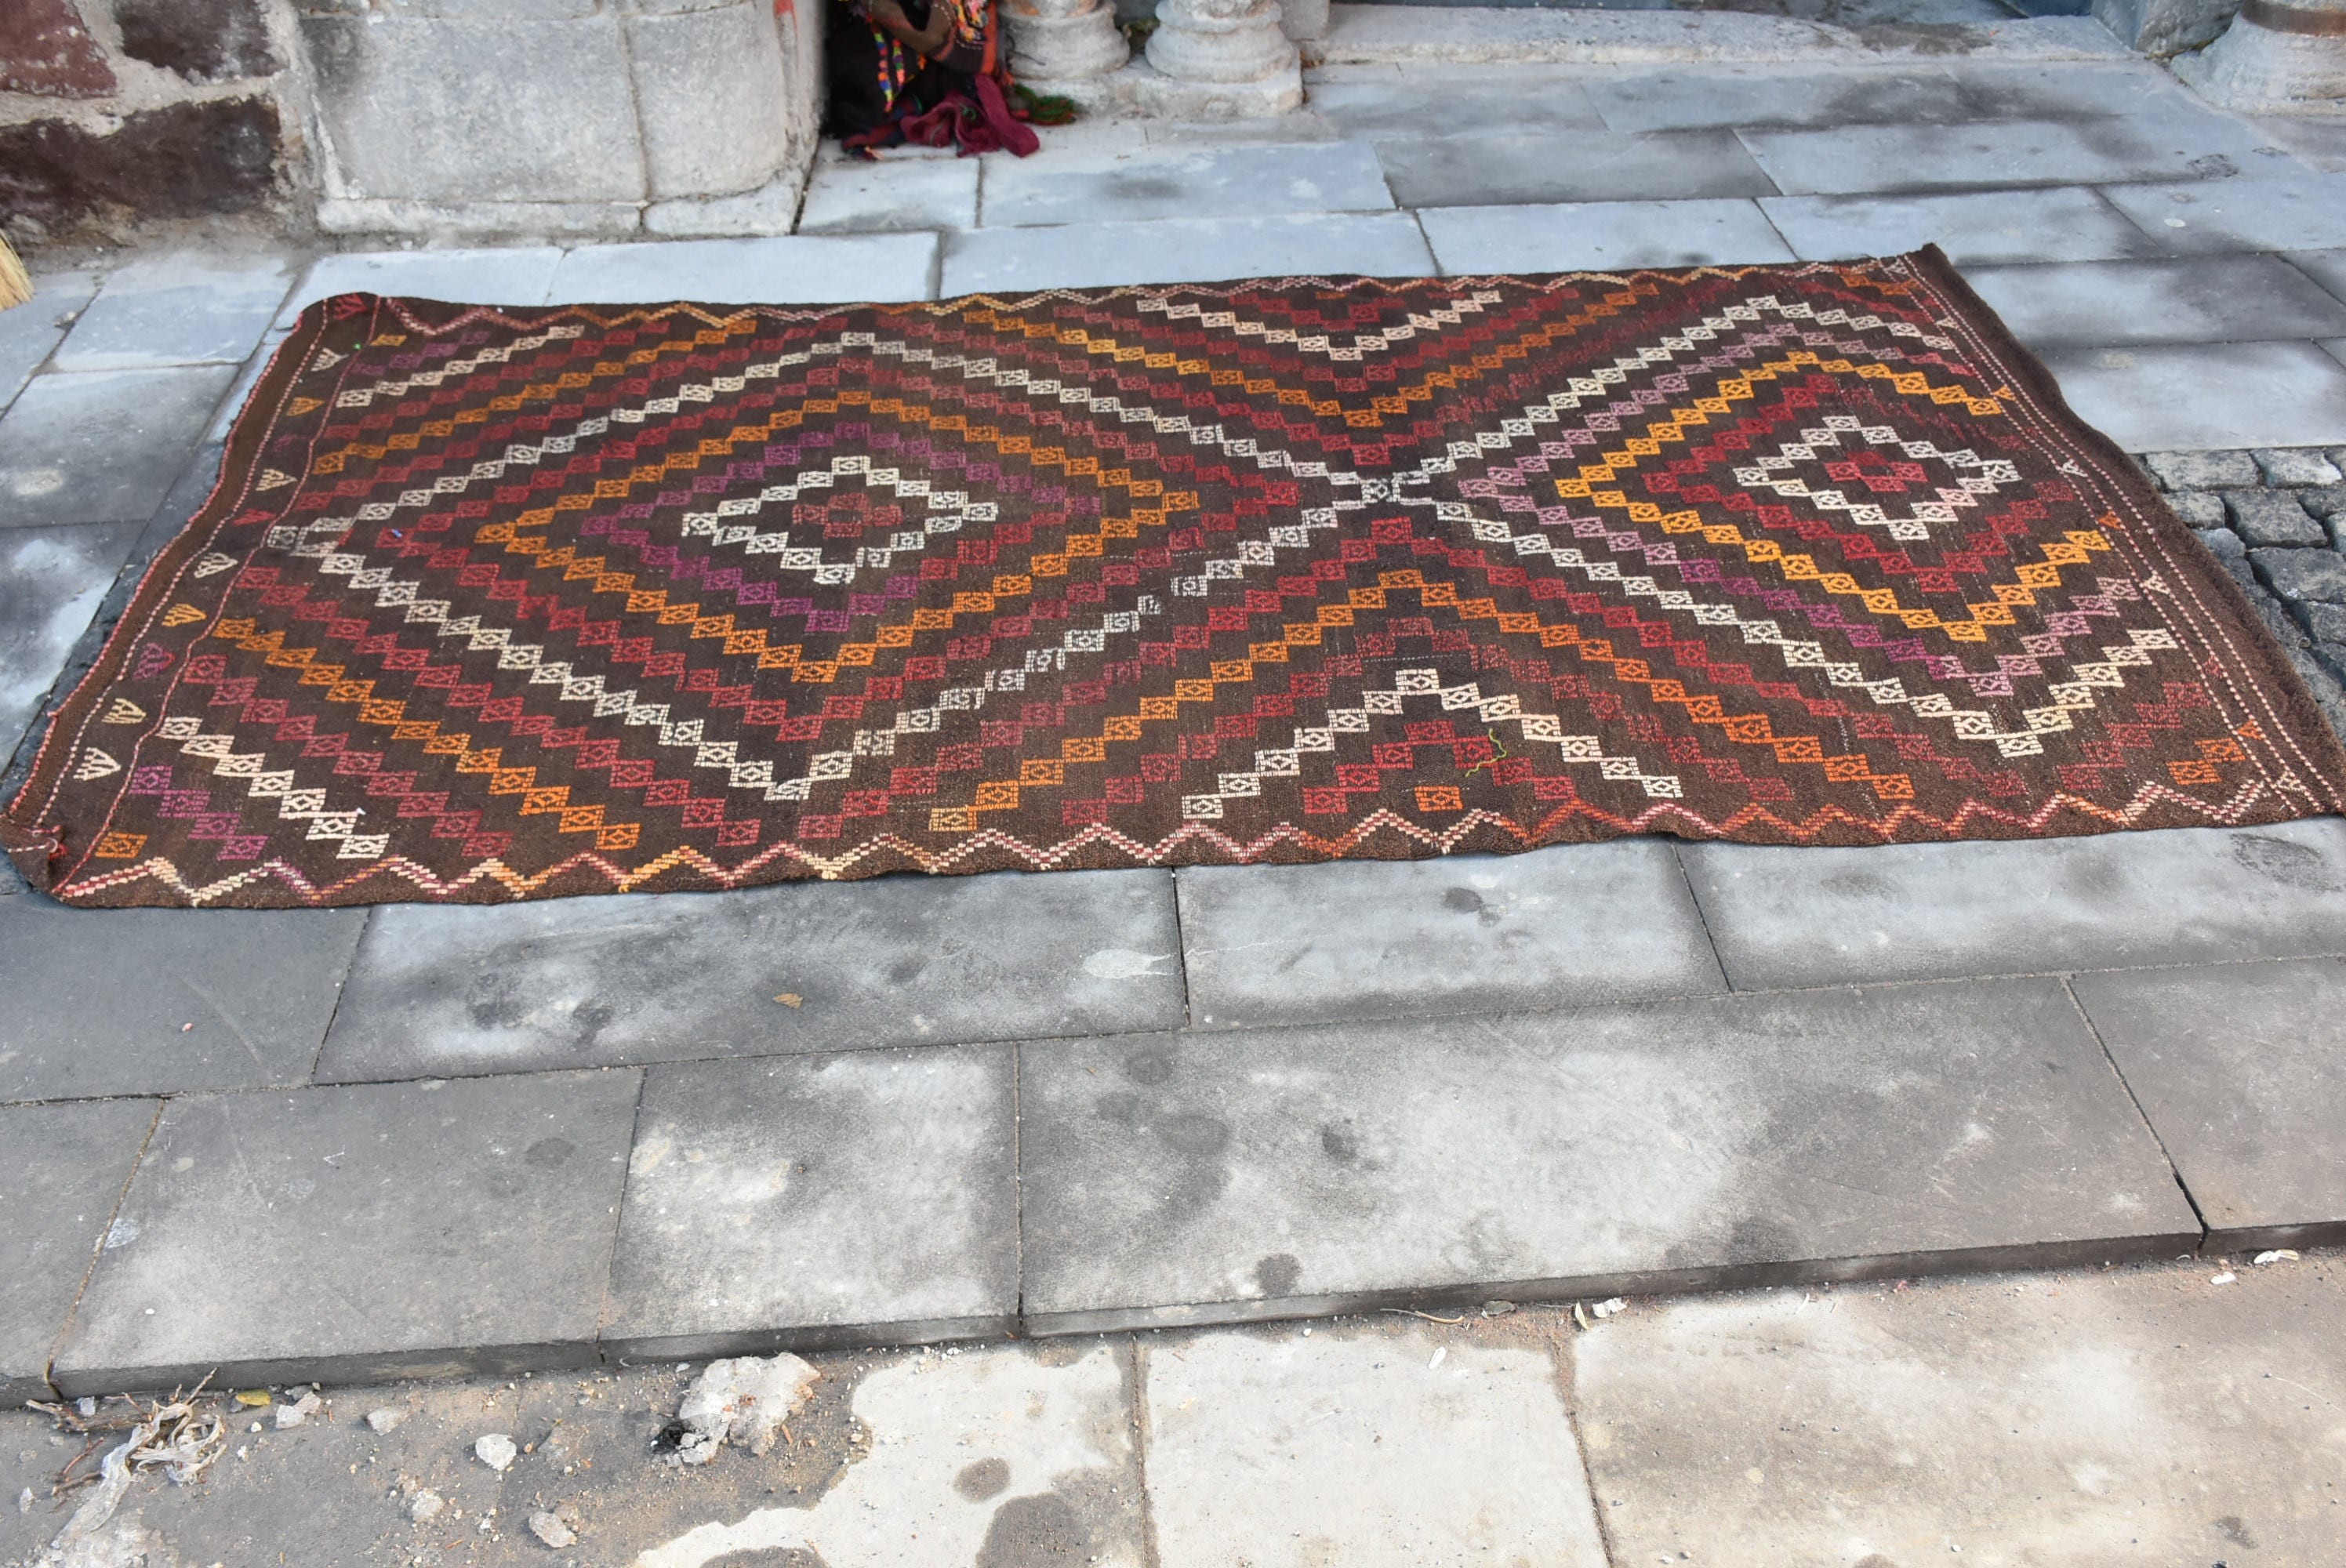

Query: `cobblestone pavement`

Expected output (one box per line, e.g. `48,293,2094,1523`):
2144,445,2346,732
4,24,2346,1419
3,1250,2340,1568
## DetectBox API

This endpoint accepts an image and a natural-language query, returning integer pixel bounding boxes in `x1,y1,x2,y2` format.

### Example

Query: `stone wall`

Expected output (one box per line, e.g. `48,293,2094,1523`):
302,0,826,240
0,0,304,241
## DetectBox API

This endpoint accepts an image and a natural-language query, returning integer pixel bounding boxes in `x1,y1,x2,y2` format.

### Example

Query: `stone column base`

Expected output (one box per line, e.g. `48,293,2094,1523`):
2175,3,2346,109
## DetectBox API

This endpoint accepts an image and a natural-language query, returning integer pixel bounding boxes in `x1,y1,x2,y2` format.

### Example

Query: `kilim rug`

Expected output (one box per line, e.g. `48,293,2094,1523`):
9,248,2345,907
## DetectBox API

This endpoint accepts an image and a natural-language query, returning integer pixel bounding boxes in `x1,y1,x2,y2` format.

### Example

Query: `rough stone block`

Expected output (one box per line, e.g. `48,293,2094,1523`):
1378,129,1772,209
2190,524,2247,569
2090,0,2238,54
53,1070,642,1394
0,898,365,1101
2254,446,2345,486
0,521,141,764
1145,1328,1610,1568
1019,978,2198,1331
2297,481,2346,521
0,99,283,233
1418,198,1792,274
314,869,1182,1082
2297,598,2346,644
626,2,795,199
2075,959,2346,1248
114,0,283,83
1760,187,2165,267
0,365,236,528
601,1047,1019,1358
1680,820,2346,989
641,172,807,238
0,0,115,97
54,252,293,372
2166,491,2227,528
0,1099,158,1406
1962,256,2346,350
2040,343,2346,454
2254,546,2346,602
2224,488,2325,546
941,212,1434,292
300,15,645,203
1175,843,1724,1031
2142,449,2261,490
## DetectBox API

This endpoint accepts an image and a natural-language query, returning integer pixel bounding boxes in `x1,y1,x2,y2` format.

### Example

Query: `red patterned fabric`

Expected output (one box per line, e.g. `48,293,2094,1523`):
8,251,2342,907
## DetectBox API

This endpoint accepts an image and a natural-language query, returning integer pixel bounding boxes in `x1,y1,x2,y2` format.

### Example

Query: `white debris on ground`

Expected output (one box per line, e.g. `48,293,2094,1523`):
31,1391,227,1568
365,1407,406,1434
529,1509,579,1548
408,1488,445,1523
273,1392,321,1431
474,1432,518,1472
671,1353,820,1464
2254,1250,2302,1265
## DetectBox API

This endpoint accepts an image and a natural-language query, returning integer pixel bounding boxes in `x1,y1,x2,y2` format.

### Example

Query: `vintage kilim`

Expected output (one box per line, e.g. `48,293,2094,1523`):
9,249,2345,907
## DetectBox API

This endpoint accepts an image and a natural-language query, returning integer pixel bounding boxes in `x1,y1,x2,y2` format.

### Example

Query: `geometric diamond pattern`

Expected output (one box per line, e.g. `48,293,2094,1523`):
7,249,2342,906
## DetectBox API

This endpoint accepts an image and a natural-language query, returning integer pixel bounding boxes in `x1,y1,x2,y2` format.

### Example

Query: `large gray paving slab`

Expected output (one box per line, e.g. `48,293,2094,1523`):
52,252,295,373
1378,128,1775,208
2073,957,2346,1249
797,154,980,234
1142,1325,1610,1568
1175,841,1724,1030
2290,245,2346,307
1759,187,2167,264
940,212,1436,292
0,365,237,528
1573,1261,2346,1564
1421,198,1793,274
1017,978,2199,1333
1303,62,1607,138
1584,64,1972,134
1679,818,2346,989
1959,255,2346,348
0,270,97,412
2104,172,2346,256
0,521,140,764
313,867,1182,1083
277,245,566,321
1741,118,2269,196
2250,111,2346,173
2039,339,2346,452
601,1046,1019,1359
1942,58,2221,119
977,142,1396,227
0,900,366,1102
544,234,941,306
53,1069,641,1395
0,1098,156,1405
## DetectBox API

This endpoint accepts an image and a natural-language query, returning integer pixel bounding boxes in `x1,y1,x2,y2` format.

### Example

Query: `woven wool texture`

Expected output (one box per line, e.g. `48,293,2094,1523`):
9,250,2344,907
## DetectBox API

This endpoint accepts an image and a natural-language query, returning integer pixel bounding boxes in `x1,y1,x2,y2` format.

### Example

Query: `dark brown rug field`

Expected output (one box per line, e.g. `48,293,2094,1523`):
8,248,2343,907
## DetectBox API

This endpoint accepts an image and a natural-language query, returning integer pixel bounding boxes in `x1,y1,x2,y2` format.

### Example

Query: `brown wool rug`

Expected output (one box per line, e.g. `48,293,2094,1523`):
9,248,2344,908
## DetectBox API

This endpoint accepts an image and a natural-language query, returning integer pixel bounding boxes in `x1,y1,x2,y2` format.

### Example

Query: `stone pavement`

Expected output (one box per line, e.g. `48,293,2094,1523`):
7,25,2346,1406
2,1250,2340,1567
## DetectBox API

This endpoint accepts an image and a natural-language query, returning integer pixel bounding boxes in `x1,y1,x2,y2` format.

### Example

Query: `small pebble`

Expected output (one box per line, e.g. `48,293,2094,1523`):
366,1408,407,1434
474,1432,518,1472
528,1512,578,1549
409,1489,444,1523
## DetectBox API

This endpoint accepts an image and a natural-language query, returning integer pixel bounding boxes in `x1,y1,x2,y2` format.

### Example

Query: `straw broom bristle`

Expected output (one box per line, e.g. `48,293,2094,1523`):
0,233,32,312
